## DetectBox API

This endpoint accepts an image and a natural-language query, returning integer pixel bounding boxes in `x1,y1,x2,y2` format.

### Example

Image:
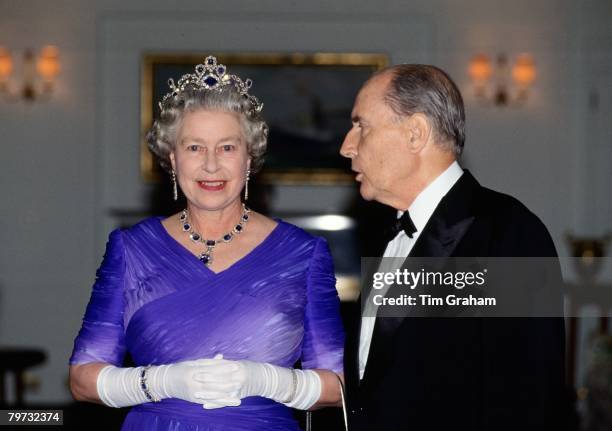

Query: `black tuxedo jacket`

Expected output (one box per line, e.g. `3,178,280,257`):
344,170,566,431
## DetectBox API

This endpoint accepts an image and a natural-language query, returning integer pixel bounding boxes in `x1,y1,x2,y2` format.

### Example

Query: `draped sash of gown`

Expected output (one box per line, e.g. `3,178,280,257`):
70,217,344,431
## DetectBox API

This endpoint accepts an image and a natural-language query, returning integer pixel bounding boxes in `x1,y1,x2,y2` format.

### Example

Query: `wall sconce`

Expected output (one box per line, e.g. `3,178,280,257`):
468,53,536,106
0,45,61,102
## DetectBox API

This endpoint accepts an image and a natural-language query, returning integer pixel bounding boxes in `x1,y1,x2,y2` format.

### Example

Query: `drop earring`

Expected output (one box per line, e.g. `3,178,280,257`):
244,169,251,201
172,170,178,201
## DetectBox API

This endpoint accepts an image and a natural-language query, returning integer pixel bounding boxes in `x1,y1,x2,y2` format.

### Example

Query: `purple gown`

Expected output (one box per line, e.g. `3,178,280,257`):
69,217,344,430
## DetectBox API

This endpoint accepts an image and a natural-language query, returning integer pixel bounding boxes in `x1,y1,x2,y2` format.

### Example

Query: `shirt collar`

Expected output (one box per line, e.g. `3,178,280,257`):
397,160,464,233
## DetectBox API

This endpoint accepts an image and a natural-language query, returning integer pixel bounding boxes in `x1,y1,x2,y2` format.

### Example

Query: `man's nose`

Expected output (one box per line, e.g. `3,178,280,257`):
340,130,356,159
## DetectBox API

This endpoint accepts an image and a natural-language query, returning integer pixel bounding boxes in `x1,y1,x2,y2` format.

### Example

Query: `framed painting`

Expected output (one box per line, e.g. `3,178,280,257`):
141,52,389,184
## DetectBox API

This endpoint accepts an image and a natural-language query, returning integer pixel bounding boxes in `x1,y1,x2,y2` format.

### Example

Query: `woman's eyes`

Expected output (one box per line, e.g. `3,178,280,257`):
185,144,236,153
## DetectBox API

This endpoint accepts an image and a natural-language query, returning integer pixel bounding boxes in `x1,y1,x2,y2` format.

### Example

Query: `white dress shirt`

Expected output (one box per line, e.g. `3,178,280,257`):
358,161,464,379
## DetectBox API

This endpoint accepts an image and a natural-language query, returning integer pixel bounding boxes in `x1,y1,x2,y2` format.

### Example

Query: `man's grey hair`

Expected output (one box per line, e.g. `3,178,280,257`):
379,64,465,155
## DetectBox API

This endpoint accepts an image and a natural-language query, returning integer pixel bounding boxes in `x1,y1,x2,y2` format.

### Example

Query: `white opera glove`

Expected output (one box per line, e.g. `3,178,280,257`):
96,357,237,408
192,355,322,410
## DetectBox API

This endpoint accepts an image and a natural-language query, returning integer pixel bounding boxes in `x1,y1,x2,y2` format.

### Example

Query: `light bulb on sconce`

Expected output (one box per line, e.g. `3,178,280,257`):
0,45,61,102
512,54,536,97
468,53,536,107
0,47,14,85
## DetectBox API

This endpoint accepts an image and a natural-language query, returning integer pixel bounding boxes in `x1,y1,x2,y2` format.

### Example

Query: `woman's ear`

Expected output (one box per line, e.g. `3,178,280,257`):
169,152,176,171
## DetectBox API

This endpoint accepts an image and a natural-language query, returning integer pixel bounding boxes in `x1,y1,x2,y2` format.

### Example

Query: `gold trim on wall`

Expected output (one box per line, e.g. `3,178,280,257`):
140,52,389,184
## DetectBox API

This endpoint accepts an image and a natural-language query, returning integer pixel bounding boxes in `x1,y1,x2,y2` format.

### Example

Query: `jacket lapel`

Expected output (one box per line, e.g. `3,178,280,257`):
360,170,480,387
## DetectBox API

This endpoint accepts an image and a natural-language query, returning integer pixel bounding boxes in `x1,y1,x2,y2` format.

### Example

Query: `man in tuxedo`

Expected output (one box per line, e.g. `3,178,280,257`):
339,65,566,430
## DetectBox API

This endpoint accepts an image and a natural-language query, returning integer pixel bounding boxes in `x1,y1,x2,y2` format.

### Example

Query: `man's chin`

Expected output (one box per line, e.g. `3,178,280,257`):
359,183,375,201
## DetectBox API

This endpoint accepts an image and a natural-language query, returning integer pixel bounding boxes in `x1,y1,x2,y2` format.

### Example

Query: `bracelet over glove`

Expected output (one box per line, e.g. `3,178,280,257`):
96,354,321,410
96,358,238,408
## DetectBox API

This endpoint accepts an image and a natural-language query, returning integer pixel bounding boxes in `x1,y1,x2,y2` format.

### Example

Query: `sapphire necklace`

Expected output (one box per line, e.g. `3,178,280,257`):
179,204,250,266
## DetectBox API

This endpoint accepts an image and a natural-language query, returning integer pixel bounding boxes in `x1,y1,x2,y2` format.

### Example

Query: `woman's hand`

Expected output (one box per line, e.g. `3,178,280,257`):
73,356,239,408
71,356,342,410
149,358,239,405
191,355,326,410
191,355,293,409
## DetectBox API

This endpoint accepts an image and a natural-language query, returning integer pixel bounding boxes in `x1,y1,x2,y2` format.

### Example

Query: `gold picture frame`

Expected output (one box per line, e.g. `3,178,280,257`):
141,52,389,184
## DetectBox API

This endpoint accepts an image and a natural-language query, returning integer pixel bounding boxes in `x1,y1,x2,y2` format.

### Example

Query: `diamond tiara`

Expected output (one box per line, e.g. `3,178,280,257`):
159,55,263,113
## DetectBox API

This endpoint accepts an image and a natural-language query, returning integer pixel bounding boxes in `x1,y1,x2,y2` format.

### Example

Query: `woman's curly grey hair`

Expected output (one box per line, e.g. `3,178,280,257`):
147,86,268,173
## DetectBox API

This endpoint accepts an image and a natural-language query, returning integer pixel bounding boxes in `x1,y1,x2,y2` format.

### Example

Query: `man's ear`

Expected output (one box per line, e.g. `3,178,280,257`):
405,113,432,153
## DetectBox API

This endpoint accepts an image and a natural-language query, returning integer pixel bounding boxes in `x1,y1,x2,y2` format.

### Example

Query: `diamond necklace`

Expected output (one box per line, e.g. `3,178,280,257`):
179,204,251,266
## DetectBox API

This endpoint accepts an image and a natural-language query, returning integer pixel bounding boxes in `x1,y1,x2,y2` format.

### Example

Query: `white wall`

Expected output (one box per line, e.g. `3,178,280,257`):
0,0,610,403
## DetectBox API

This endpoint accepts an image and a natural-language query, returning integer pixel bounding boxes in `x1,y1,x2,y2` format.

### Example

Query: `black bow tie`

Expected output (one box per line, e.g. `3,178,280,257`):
385,211,417,240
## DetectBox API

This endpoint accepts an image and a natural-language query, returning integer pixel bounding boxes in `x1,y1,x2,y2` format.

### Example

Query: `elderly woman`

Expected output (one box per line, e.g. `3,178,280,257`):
69,56,344,430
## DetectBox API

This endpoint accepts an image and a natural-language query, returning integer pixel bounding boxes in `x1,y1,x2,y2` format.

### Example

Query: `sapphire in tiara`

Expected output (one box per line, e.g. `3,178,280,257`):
204,76,218,87
160,56,262,114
